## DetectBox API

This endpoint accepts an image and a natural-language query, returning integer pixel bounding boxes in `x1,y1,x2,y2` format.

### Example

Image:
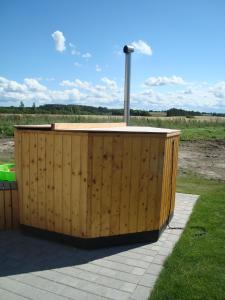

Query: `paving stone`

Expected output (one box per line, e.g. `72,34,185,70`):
0,277,66,300
132,267,146,276
11,273,93,300
0,193,199,300
152,254,168,265
118,250,154,263
130,285,153,300
139,274,158,287
105,255,150,269
0,288,27,300
120,282,137,293
146,263,163,276
76,264,140,284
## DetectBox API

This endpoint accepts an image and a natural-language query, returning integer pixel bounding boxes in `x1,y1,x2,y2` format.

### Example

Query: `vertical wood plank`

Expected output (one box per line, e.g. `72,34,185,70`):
29,133,38,227
128,137,142,233
46,134,55,231
86,135,93,237
0,191,5,229
90,135,103,237
146,137,159,231
159,138,167,226
100,136,113,237
166,138,173,222
137,137,150,232
4,190,12,229
37,133,46,229
110,135,123,235
155,138,166,227
120,136,132,234
80,134,88,236
21,133,30,225
171,137,179,212
54,134,63,233
12,190,19,228
62,135,72,235
14,130,22,222
71,135,81,236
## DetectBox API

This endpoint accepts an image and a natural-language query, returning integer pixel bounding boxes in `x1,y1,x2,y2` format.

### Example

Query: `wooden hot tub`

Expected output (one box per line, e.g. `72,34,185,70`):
15,123,180,248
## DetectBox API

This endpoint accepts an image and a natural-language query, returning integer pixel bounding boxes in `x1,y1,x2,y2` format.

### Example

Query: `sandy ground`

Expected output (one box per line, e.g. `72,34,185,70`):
0,138,225,181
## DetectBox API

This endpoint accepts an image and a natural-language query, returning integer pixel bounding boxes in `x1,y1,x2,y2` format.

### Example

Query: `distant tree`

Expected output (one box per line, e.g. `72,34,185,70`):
19,101,25,108
32,102,36,113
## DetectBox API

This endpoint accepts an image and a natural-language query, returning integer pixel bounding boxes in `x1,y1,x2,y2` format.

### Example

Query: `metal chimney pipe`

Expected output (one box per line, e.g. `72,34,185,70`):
123,45,134,125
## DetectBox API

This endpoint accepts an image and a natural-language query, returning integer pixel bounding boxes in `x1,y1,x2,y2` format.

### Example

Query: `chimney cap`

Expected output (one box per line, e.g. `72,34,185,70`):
123,45,134,54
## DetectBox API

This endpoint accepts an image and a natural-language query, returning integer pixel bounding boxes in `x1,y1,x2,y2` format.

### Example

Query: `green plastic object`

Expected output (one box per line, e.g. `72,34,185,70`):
0,163,16,181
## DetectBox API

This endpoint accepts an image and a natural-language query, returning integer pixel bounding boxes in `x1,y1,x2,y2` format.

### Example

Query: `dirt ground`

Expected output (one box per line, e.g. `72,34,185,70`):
0,138,225,181
178,139,225,181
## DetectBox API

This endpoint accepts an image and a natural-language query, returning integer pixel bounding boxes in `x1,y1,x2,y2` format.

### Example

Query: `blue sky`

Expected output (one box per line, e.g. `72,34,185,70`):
1,0,225,112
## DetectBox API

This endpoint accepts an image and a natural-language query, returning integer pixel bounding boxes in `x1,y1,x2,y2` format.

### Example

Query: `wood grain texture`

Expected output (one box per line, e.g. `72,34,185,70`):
62,135,72,235
71,135,81,236
15,129,179,238
0,191,5,229
0,189,19,230
52,122,126,130
110,135,123,236
45,134,54,231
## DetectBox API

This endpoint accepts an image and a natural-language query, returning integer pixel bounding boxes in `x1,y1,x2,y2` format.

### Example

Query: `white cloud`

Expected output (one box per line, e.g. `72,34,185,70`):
82,52,92,59
74,62,81,67
101,77,117,90
24,78,47,92
1,75,225,112
96,64,102,72
51,31,66,52
144,76,186,87
131,40,152,56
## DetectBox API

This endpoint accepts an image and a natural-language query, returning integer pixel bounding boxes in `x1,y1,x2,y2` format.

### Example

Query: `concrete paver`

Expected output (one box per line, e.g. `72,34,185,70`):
0,193,198,300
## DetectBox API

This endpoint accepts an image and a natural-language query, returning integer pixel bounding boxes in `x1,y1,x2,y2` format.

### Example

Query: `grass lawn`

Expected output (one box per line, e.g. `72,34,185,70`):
149,174,225,300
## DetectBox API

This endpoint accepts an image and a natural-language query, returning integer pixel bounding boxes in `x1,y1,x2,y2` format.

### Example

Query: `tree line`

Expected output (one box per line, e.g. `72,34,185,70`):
0,103,224,117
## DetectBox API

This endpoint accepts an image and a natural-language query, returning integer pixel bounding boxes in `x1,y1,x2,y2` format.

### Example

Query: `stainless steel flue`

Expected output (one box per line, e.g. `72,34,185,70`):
123,45,134,125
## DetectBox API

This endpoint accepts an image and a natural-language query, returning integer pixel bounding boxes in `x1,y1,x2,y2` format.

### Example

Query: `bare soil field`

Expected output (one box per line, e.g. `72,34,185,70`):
179,139,225,180
0,138,225,181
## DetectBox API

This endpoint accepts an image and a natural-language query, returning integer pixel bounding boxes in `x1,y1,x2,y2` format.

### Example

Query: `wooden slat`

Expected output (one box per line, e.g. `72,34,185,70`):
159,138,167,226
71,135,81,236
171,137,179,212
14,130,22,222
90,135,103,237
21,133,30,225
79,134,88,236
53,134,63,233
4,190,12,229
52,122,126,130
37,133,46,229
100,136,113,236
29,133,38,227
119,136,132,234
146,138,159,231
137,137,150,232
86,135,93,237
62,135,72,235
156,138,167,226
11,189,19,228
46,134,55,231
0,191,5,229
128,137,142,233
110,135,123,235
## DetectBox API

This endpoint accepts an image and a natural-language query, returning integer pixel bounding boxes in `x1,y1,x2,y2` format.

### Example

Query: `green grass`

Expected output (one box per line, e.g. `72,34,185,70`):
1,113,225,141
150,174,225,300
